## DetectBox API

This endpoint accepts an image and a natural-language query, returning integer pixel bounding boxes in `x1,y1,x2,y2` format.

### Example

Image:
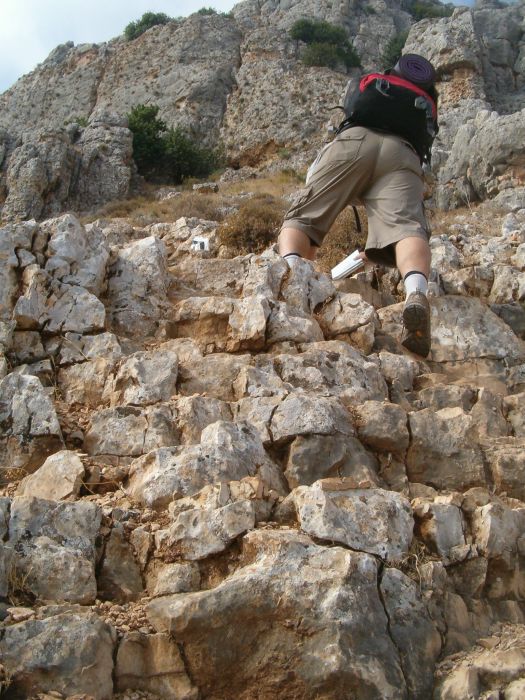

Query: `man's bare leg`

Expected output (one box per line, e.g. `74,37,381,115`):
278,227,317,261
395,236,431,279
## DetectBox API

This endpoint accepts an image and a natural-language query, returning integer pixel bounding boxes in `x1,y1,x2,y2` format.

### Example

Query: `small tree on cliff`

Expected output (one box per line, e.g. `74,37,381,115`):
289,18,361,71
124,12,171,41
127,104,219,183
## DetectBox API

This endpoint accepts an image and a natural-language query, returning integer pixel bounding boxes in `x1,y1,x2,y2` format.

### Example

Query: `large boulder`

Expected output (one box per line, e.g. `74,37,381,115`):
294,480,414,560
0,373,64,478
7,496,101,603
0,612,115,699
147,529,414,699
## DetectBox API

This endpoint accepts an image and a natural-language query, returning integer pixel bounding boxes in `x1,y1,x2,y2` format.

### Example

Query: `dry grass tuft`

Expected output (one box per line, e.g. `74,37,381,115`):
216,194,287,255
83,190,229,227
316,206,368,273
221,169,305,198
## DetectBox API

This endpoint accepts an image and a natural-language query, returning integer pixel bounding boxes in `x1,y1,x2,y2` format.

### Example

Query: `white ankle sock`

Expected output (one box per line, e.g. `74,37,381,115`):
404,272,428,296
283,253,302,268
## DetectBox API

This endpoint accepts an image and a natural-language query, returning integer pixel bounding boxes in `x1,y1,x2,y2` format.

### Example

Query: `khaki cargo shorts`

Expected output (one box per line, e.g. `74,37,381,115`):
280,126,429,267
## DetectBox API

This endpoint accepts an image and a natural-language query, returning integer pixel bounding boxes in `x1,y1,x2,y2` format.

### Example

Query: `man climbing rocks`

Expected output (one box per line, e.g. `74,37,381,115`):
278,53,439,358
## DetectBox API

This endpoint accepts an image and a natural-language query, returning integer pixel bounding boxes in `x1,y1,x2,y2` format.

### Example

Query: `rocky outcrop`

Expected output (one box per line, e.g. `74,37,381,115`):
0,199,524,698
404,3,525,209
1,111,133,222
1,1,523,217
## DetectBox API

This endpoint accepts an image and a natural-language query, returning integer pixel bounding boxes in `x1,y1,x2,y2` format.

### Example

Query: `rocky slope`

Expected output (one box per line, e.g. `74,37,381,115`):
0,0,524,220
1,1,525,698
0,186,524,698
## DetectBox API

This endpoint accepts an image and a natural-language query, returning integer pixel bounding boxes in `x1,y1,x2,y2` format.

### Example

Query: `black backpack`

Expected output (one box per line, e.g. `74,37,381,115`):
339,73,438,163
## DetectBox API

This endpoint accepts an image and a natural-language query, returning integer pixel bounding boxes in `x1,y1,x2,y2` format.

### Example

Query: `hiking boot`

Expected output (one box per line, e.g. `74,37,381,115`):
401,291,431,358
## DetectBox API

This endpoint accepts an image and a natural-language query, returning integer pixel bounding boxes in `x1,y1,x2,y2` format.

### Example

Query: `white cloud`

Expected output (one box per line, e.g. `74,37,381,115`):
0,0,237,92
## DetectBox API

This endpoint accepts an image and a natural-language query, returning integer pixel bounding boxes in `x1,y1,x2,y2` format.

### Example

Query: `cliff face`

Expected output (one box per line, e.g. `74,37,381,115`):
0,0,523,218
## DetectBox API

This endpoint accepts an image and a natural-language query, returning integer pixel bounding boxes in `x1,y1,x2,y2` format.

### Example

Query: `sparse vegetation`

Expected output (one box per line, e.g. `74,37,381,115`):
64,115,88,127
196,7,217,15
408,0,454,20
124,12,171,41
127,104,220,184
380,31,409,70
289,18,361,71
316,206,368,273
85,189,228,227
216,194,286,255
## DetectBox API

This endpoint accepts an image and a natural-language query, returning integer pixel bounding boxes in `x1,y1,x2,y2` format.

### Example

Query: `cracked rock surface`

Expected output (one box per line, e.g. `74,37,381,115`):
0,200,524,700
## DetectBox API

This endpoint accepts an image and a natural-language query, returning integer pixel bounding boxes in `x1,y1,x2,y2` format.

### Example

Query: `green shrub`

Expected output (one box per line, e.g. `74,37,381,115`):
124,12,171,41
162,127,219,183
289,18,361,71
127,104,219,184
216,195,286,255
409,1,454,20
380,31,409,70
127,104,167,178
196,7,217,14
302,42,341,69
64,115,88,127
290,19,346,46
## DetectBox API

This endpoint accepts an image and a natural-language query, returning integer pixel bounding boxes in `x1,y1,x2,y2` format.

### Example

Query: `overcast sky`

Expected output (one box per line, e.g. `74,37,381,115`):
0,0,238,93
1,0,479,95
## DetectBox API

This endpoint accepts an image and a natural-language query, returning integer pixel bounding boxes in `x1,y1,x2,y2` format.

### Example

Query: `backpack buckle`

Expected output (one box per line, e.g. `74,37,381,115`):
375,79,391,97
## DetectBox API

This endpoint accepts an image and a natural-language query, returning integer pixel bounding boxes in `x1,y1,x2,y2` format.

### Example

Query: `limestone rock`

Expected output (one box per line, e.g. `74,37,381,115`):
98,522,144,602
269,393,354,444
175,395,232,443
84,403,177,458
146,529,408,699
109,345,179,406
380,567,442,699
172,294,271,352
294,480,413,560
0,612,115,700
16,449,85,500
486,439,525,501
279,258,335,314
42,213,109,295
54,330,122,366
413,499,467,563
147,562,200,597
71,110,133,211
319,292,378,348
407,406,487,491
178,351,252,401
0,221,37,320
7,496,101,603
504,393,525,436
115,632,197,699
284,433,380,489
354,400,409,453
127,420,286,509
58,357,115,408
472,501,525,566
266,301,324,345
13,264,106,334
156,500,256,560
106,236,169,337
377,351,419,392
0,373,64,478
269,343,388,403
2,130,77,221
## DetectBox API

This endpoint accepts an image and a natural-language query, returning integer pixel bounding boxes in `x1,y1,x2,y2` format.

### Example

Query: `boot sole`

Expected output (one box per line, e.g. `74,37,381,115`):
402,301,431,357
